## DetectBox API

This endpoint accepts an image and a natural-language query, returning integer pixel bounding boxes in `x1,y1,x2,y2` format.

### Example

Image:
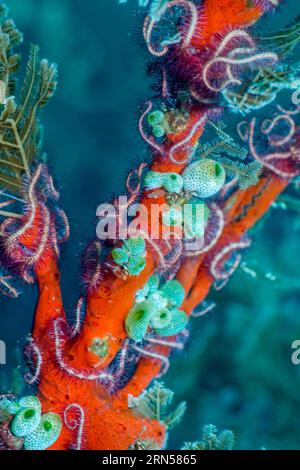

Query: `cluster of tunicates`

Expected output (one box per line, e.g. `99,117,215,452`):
0,395,62,450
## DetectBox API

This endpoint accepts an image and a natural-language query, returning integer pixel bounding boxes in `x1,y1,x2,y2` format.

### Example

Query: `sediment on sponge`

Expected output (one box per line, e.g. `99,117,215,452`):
136,273,161,302
148,290,169,309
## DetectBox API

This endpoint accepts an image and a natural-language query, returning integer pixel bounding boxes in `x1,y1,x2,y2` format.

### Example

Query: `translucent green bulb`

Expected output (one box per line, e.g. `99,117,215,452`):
126,256,147,276
184,201,210,239
112,247,129,266
163,173,183,194
124,237,146,256
24,412,62,451
152,125,165,138
154,309,189,337
162,206,183,227
150,308,172,330
0,397,20,415
125,300,155,342
145,171,165,190
182,159,226,198
10,406,41,438
160,280,185,308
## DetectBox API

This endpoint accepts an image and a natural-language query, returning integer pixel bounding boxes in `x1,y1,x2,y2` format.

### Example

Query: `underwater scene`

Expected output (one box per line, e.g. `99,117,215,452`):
0,0,300,452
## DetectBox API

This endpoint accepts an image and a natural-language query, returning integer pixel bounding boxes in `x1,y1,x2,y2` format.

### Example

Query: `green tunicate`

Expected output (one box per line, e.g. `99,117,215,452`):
127,278,187,340
160,280,185,308
112,238,146,276
10,406,41,438
124,237,146,256
89,337,108,359
126,256,147,276
145,171,184,194
163,173,184,194
162,206,183,227
148,291,168,310
182,159,226,198
203,202,210,221
150,308,172,330
183,201,210,239
145,171,165,190
154,309,189,337
136,284,150,303
146,273,160,294
0,397,20,415
24,412,62,450
148,110,164,127
152,125,165,138
125,300,156,342
112,247,129,266
19,396,41,412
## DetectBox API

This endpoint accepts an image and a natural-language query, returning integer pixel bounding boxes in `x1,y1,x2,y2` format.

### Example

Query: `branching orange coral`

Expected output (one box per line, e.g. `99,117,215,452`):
1,0,298,451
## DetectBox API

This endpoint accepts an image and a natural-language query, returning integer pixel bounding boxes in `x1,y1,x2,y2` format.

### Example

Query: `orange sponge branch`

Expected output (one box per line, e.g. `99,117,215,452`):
15,0,288,451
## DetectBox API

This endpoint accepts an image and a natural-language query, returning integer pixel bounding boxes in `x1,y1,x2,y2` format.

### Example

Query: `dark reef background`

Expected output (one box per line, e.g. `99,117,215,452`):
0,0,300,450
